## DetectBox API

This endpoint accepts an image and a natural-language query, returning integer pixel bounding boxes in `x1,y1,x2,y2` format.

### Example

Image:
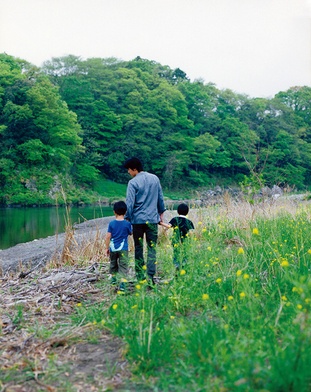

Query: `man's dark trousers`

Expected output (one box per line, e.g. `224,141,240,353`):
132,223,158,280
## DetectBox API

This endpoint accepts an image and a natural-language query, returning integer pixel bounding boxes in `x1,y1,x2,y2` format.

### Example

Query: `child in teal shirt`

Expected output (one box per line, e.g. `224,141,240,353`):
105,201,132,290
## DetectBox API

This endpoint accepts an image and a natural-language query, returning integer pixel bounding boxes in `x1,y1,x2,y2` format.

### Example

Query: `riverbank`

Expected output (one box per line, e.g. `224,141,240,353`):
1,191,306,275
0,208,179,275
0,216,115,275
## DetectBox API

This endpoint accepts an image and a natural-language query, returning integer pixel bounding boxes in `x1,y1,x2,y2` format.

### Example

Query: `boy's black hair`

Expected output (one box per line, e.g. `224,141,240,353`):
123,157,143,172
177,203,189,216
113,201,127,216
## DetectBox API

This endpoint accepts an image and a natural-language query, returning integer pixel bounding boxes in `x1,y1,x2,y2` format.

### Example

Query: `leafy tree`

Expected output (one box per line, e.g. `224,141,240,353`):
190,133,220,172
0,54,96,205
275,86,311,126
212,117,259,178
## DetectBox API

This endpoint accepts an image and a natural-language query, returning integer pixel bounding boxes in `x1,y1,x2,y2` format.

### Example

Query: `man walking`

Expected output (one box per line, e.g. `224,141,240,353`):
124,157,166,284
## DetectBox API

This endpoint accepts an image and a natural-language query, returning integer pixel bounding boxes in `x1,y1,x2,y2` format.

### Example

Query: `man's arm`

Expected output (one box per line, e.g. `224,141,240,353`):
157,181,166,216
125,181,135,221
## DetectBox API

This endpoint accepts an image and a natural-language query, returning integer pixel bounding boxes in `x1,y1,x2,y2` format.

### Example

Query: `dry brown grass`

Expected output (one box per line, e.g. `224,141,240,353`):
189,196,311,229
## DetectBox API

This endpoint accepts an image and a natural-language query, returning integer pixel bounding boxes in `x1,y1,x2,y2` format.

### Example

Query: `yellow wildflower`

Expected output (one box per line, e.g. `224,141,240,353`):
243,273,250,279
202,293,209,300
131,304,138,309
239,292,246,298
238,247,245,255
142,265,147,270
223,305,228,311
280,260,289,267
207,246,212,251
76,303,82,307
216,278,222,284
112,304,118,310
170,315,175,319
281,295,287,301
180,269,186,276
135,284,141,290
236,270,242,277
228,295,234,301
252,228,259,235
308,249,311,254
297,304,303,310
292,286,303,293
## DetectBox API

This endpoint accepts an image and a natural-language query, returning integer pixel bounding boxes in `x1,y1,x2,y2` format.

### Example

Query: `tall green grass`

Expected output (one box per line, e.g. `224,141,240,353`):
93,178,127,199
72,200,311,391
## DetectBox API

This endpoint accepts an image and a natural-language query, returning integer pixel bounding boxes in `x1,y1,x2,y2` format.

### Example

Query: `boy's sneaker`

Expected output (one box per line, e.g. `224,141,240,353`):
111,276,117,285
119,282,126,292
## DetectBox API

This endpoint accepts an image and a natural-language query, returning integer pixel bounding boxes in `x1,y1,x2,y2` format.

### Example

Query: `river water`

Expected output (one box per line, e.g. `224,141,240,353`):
0,205,113,250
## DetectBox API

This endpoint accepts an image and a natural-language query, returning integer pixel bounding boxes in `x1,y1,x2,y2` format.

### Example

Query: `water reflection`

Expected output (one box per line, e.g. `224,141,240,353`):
0,206,113,250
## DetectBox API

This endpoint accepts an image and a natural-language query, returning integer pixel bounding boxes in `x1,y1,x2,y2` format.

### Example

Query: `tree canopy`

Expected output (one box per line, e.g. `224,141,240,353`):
1,53,311,205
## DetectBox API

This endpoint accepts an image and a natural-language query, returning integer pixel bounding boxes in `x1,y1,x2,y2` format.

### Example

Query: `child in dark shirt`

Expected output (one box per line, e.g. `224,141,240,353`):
160,203,194,273
105,201,132,291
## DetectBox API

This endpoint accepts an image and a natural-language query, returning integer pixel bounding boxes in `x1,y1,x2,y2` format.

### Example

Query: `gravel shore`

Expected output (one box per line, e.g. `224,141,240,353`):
0,216,114,274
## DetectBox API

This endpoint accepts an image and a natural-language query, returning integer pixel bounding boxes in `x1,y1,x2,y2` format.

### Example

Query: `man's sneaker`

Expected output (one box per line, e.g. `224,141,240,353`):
111,276,117,285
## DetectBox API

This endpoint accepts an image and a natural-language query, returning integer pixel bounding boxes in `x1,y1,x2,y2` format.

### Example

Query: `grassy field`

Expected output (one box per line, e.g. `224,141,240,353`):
93,178,128,200
2,196,311,391
93,177,197,202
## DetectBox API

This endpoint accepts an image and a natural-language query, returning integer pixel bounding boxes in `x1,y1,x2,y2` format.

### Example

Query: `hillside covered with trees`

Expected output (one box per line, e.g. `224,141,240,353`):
1,53,311,205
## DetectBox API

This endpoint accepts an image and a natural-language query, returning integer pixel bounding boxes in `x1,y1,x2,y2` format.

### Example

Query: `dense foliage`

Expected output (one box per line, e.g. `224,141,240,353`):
0,54,99,205
1,53,311,205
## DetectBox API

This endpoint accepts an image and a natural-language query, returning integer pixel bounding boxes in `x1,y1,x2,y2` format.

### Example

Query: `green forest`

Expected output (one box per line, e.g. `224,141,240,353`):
1,53,311,206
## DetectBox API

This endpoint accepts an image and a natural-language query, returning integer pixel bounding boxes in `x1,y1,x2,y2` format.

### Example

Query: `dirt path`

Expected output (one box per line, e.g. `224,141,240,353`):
0,268,147,391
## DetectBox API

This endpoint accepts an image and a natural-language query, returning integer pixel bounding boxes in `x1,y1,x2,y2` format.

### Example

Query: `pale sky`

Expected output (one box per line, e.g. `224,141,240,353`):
1,0,310,98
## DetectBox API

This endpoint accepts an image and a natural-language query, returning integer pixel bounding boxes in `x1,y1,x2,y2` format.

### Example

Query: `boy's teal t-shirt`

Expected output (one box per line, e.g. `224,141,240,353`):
107,220,132,251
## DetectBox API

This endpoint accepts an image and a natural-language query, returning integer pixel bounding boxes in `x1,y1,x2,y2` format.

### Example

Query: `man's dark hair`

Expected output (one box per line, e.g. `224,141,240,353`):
177,203,189,216
113,201,127,216
123,157,143,172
